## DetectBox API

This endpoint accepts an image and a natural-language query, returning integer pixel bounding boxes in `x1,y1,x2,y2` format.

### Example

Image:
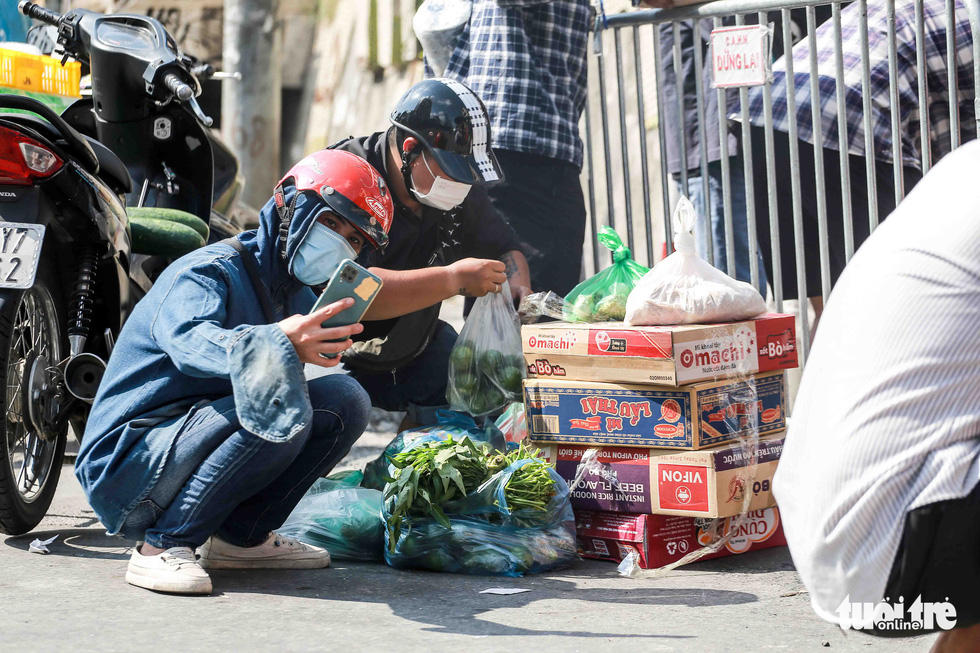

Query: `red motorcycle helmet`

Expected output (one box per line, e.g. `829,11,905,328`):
274,149,393,252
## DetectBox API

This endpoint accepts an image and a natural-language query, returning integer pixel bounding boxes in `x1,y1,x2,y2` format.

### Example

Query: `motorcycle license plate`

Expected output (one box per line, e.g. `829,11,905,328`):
0,222,45,290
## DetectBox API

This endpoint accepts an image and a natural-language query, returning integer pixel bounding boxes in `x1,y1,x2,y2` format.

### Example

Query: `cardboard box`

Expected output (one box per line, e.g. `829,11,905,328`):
522,313,797,386
524,371,786,450
575,507,787,569
538,434,784,518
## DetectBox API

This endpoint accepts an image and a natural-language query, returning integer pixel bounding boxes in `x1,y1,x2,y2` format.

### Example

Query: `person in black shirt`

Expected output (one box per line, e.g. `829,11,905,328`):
331,79,531,428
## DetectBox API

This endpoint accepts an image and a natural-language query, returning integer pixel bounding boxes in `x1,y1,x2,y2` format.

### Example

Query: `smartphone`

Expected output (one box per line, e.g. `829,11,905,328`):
310,259,384,358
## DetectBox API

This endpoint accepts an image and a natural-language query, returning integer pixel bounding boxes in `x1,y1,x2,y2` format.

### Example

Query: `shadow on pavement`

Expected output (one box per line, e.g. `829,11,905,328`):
207,560,757,638
3,527,133,560
674,546,796,575
3,527,761,639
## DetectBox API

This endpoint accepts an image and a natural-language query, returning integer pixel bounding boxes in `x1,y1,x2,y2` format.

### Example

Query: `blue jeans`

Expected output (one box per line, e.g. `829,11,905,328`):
122,375,370,550
677,155,769,294
348,320,458,426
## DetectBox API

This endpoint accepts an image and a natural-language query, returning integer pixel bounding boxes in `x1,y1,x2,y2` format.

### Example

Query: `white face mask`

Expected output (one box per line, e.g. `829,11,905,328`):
410,151,472,211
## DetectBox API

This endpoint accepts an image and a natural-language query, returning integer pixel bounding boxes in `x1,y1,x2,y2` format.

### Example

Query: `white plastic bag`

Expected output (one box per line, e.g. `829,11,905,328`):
413,0,472,76
625,197,767,326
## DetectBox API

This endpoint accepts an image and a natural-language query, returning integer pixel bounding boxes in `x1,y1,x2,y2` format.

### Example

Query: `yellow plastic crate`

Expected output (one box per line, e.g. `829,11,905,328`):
0,48,81,97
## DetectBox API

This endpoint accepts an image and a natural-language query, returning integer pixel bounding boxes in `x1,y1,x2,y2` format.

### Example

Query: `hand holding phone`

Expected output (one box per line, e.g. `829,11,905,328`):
308,260,384,359
279,298,363,367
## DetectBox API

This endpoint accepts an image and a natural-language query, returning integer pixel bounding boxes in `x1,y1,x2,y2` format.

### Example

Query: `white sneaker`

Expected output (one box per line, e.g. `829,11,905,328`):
125,546,212,595
198,532,331,570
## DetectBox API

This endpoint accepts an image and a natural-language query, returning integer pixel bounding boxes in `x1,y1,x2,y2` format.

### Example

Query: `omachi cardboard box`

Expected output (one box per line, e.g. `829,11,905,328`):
522,313,797,386
538,434,784,518
575,507,787,569
524,371,786,450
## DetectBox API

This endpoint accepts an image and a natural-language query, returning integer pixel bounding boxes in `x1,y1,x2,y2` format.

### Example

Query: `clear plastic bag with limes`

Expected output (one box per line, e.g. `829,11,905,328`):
448,279,526,417
564,227,649,322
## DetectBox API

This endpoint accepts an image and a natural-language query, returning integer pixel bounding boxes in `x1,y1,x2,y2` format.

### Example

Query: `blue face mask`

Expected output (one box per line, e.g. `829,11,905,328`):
292,221,357,286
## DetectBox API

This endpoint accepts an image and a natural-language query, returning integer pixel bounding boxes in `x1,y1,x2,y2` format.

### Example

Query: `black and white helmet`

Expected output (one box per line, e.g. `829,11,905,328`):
389,78,503,186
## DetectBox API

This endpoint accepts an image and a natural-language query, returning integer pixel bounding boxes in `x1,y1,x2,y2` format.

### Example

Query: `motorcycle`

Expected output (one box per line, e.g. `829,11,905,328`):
75,57,255,240
0,1,240,535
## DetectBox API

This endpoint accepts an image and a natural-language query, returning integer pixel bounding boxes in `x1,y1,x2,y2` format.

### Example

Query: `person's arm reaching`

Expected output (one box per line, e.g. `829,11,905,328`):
501,249,532,304
363,258,507,321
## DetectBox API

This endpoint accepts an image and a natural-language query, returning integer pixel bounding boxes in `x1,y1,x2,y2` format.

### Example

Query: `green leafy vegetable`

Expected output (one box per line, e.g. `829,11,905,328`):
383,436,491,551
498,442,558,513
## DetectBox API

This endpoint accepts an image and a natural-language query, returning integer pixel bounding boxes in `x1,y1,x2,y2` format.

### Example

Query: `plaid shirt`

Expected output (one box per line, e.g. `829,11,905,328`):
745,0,976,169
439,0,592,169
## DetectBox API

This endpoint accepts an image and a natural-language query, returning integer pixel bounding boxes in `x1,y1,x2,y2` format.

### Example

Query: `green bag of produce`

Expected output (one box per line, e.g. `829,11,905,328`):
564,227,649,322
278,470,384,561
448,279,526,417
361,410,506,491
381,440,577,577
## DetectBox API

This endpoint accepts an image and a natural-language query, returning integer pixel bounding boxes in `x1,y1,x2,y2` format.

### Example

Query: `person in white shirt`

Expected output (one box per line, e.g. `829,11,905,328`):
773,140,980,650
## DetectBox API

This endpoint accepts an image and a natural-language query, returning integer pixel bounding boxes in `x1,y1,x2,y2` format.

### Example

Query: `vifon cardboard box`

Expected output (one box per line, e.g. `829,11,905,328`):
537,434,784,518
522,313,797,386
524,371,786,450
575,507,787,569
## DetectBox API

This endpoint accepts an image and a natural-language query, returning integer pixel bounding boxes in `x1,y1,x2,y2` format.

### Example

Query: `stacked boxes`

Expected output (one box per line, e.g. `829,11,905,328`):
521,314,799,569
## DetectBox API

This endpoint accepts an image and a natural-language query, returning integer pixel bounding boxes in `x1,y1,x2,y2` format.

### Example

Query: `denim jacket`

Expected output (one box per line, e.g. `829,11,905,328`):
76,184,327,534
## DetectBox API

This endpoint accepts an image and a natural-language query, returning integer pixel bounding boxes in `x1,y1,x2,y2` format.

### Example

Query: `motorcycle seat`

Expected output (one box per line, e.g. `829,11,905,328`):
127,206,208,258
0,114,133,194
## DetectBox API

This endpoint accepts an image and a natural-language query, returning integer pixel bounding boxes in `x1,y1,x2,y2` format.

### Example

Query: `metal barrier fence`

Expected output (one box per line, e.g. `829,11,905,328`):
581,0,980,363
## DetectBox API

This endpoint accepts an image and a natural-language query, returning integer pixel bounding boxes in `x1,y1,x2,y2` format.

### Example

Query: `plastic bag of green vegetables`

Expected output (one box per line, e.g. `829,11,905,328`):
278,470,384,561
361,410,506,491
564,227,649,322
448,279,526,417
382,442,577,576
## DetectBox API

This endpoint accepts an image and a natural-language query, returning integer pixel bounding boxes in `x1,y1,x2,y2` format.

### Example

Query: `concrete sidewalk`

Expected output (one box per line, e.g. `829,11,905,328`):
0,452,936,653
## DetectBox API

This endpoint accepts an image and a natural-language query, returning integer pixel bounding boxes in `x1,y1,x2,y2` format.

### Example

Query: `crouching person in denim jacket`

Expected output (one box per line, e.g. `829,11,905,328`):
76,151,394,595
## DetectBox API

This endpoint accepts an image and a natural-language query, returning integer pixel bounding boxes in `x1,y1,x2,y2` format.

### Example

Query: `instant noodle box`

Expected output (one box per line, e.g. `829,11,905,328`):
521,313,797,386
524,371,786,450
575,507,787,569
537,433,784,518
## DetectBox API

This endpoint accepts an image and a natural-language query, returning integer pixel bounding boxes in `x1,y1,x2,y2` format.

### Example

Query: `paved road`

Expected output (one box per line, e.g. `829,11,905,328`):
1,443,937,652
